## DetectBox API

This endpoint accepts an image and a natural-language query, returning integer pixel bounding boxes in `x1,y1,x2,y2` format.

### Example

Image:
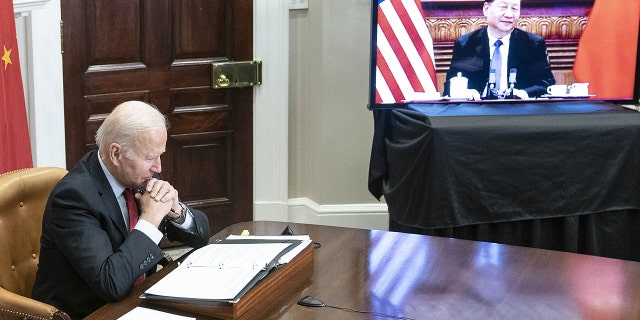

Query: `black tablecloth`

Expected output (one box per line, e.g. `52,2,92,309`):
369,100,640,260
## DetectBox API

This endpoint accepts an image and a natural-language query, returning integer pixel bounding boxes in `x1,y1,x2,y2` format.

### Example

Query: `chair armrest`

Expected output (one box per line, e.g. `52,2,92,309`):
0,287,70,320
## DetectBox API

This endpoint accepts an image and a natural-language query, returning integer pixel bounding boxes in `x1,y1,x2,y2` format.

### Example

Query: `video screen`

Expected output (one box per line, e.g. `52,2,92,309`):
369,0,640,108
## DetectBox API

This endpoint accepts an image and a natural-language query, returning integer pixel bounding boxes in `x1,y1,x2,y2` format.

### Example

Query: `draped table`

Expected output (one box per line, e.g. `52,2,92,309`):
369,100,640,261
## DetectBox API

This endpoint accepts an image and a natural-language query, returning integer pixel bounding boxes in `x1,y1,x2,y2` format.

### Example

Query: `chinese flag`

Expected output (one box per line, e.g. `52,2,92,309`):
0,0,33,173
572,0,640,99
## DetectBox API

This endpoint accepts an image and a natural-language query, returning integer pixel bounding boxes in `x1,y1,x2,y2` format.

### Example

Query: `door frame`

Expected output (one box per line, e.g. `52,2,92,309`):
252,1,290,222
21,0,289,222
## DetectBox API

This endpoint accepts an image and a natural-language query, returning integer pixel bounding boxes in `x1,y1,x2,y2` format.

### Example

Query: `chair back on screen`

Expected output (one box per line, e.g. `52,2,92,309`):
0,167,70,320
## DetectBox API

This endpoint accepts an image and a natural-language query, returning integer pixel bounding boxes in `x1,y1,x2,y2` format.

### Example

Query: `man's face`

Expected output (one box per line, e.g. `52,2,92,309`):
114,129,167,189
484,0,521,38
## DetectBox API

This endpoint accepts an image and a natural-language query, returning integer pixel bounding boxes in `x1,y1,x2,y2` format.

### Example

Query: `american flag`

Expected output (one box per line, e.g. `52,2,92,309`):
375,0,437,103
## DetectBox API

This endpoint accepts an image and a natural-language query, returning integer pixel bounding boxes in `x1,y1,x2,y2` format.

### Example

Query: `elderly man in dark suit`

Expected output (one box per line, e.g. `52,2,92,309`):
32,101,211,319
444,0,555,99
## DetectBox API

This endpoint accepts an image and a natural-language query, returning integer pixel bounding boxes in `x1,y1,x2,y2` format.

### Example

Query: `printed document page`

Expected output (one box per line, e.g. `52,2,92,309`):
144,243,291,300
225,235,312,264
118,307,195,320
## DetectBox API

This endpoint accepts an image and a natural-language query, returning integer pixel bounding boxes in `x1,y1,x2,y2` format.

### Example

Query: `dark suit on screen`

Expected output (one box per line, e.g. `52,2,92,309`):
32,149,210,319
444,27,555,98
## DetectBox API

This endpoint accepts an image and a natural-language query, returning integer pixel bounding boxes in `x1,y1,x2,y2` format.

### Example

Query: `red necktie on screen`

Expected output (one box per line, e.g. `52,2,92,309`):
123,188,138,232
123,188,144,285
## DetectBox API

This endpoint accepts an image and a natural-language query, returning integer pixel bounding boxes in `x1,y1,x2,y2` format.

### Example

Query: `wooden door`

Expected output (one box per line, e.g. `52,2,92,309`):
61,0,253,238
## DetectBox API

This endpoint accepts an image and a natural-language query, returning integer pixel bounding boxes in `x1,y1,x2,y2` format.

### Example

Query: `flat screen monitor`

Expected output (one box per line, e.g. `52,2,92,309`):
368,0,640,109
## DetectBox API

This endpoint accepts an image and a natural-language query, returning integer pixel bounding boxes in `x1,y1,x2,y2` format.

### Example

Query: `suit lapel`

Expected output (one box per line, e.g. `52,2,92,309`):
475,28,491,86
85,150,129,238
479,28,491,67
507,29,525,71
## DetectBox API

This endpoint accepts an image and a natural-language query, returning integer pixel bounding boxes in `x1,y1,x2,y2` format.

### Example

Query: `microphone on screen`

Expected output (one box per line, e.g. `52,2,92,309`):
508,68,517,88
507,68,517,99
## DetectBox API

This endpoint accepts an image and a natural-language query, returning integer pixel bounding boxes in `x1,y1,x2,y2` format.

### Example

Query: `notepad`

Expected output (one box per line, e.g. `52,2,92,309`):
143,242,292,301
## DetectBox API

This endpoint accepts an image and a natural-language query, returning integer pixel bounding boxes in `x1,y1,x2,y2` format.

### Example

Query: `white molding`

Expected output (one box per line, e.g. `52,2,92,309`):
253,0,290,222
13,0,49,17
286,198,389,230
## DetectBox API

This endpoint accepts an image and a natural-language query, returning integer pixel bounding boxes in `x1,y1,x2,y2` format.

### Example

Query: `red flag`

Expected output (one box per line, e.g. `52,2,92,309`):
376,0,438,103
572,0,640,99
0,0,33,173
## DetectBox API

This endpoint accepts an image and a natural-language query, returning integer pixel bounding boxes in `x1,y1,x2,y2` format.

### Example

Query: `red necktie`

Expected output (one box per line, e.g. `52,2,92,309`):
123,188,144,285
123,188,138,232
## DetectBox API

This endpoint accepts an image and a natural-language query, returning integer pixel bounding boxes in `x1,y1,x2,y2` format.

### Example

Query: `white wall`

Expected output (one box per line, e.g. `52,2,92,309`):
287,0,388,229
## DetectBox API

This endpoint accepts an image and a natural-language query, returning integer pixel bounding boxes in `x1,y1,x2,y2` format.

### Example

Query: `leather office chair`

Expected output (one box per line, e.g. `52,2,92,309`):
0,167,70,320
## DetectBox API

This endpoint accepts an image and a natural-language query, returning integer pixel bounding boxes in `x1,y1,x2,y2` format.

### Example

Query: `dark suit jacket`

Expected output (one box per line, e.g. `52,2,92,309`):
32,149,210,319
444,27,555,98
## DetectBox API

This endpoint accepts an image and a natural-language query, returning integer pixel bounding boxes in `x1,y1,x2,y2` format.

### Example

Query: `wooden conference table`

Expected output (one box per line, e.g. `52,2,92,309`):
87,221,640,319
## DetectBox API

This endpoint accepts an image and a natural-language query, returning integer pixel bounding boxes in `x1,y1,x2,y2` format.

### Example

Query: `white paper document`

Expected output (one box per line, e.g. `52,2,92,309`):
144,242,291,301
118,307,195,320
225,235,312,264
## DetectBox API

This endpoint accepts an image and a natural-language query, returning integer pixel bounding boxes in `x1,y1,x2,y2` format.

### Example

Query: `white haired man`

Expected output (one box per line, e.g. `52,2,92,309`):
32,101,211,319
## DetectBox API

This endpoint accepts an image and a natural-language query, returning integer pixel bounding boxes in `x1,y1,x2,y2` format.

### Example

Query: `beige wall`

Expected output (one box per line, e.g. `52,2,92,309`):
288,0,378,205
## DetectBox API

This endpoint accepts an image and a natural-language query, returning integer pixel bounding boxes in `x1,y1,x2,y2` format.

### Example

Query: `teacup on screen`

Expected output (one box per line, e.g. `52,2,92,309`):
568,83,589,96
547,85,567,96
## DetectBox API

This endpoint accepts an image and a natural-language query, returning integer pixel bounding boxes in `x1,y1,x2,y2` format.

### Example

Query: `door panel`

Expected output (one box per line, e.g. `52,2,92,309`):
62,0,253,239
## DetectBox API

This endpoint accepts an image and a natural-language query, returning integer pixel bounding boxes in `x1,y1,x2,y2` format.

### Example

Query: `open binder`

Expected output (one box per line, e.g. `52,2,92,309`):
141,236,314,319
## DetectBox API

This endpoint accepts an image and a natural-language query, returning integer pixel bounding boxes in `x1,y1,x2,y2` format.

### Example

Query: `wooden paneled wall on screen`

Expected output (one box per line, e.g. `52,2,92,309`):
422,0,592,93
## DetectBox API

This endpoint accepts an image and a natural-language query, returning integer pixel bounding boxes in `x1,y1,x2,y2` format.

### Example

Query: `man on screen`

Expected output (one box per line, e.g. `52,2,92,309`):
444,0,555,99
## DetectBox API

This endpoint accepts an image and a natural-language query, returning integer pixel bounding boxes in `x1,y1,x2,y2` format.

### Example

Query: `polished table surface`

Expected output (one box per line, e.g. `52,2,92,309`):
87,221,640,319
